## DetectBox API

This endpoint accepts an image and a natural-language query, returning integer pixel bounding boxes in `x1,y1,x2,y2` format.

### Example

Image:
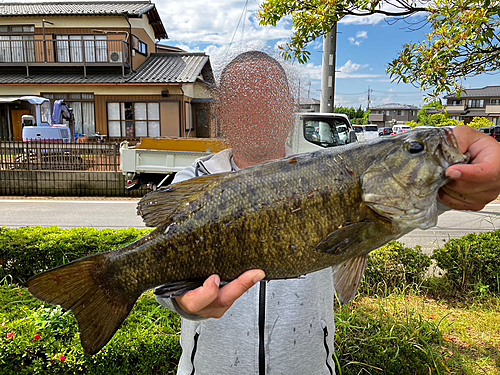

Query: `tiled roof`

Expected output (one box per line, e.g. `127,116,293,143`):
0,53,211,85
0,1,167,39
129,53,210,83
444,86,500,99
0,1,153,17
299,98,320,105
370,103,420,110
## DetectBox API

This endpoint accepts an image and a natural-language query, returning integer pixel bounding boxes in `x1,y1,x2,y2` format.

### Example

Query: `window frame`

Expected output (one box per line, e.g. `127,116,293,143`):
106,101,160,138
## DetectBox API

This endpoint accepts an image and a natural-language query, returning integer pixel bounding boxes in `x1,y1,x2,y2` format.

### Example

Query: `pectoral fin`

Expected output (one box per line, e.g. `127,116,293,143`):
154,279,206,298
332,255,368,304
315,221,372,255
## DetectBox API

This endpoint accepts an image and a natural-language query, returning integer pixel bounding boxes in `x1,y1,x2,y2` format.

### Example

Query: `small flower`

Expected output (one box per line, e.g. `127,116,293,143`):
34,334,41,341
6,332,14,340
60,355,66,362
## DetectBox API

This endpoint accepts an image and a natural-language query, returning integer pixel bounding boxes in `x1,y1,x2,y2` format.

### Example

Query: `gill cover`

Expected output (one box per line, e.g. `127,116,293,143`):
361,128,467,229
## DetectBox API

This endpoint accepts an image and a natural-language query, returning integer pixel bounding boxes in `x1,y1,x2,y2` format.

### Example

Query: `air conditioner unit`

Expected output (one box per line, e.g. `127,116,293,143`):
110,51,123,63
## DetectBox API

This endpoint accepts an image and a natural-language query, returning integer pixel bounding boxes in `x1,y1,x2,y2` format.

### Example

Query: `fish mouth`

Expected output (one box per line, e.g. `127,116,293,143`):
434,127,469,168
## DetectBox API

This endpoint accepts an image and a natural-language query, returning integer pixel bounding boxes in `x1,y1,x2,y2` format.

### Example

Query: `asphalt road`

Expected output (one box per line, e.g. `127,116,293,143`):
0,197,499,253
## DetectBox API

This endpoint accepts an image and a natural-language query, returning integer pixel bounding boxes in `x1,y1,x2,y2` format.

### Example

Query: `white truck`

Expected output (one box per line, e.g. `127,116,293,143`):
120,112,357,190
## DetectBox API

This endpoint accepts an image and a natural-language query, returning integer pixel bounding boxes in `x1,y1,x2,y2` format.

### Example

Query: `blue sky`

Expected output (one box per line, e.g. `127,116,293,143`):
155,0,498,109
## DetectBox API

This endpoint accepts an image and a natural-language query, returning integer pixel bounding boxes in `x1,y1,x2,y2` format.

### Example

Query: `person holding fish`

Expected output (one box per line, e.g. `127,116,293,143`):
26,51,500,372
155,51,500,374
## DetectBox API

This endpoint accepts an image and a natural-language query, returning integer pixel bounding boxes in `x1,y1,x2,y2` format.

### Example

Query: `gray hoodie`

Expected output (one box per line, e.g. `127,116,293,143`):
156,149,336,375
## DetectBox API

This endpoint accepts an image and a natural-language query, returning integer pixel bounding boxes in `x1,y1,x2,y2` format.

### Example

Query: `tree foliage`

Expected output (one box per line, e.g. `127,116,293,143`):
468,116,494,130
258,0,500,97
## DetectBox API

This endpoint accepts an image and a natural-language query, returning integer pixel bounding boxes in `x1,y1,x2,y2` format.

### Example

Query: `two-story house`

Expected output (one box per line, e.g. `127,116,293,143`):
0,1,215,141
368,103,419,127
444,86,500,125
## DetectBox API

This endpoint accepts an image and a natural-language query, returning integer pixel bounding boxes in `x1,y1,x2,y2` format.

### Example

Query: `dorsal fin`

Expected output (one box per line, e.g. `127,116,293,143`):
137,172,232,227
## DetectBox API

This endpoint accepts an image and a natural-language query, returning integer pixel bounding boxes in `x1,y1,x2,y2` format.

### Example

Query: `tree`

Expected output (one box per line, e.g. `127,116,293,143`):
468,117,493,130
417,100,443,125
258,0,500,97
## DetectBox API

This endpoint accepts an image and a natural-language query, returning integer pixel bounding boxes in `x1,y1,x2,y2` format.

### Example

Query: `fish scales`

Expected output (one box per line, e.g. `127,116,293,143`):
26,128,468,354
106,148,379,288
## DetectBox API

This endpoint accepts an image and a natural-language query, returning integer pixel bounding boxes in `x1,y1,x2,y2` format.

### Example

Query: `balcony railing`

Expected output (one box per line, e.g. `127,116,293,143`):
0,37,130,76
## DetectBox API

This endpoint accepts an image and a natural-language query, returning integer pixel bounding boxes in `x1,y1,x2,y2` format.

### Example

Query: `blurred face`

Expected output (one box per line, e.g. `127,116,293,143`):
218,56,294,165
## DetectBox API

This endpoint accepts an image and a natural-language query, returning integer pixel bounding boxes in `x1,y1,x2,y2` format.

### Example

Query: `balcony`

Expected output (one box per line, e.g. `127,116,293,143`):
369,113,384,122
0,36,130,76
485,104,500,114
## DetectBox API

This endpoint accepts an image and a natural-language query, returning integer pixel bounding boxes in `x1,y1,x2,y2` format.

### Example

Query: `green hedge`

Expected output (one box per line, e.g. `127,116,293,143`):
0,226,153,284
0,284,181,374
433,231,500,295
363,241,432,291
1,226,500,373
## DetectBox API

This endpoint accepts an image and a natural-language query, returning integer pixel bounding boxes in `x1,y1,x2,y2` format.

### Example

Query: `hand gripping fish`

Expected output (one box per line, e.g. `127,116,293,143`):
27,128,468,354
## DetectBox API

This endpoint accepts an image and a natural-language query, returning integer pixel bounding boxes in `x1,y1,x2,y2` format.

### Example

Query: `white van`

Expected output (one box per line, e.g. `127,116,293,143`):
352,125,379,141
361,125,379,141
392,125,412,134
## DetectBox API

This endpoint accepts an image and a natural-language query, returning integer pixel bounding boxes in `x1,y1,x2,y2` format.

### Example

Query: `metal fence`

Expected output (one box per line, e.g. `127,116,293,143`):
0,140,147,197
0,140,120,172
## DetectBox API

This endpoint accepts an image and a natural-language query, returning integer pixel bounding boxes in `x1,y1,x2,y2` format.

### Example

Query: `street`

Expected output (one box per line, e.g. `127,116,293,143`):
0,197,499,253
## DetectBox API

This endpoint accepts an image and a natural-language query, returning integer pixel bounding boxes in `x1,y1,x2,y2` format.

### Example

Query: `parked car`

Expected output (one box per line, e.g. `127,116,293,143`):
492,126,500,141
378,127,392,136
352,125,365,142
353,125,378,141
392,125,413,134
479,126,493,136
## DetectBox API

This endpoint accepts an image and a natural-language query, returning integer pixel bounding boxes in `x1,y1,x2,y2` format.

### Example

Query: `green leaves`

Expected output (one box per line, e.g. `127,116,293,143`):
259,0,500,98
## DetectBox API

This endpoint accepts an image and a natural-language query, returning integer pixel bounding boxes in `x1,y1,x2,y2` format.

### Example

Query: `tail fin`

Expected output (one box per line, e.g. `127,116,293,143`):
27,253,138,355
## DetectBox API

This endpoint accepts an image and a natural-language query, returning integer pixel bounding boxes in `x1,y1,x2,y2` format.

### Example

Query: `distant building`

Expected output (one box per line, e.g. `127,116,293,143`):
298,98,321,113
0,1,215,141
368,103,419,127
444,86,500,125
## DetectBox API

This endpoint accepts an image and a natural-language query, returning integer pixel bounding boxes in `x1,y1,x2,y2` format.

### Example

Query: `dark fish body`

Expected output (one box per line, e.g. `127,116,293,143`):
27,128,467,355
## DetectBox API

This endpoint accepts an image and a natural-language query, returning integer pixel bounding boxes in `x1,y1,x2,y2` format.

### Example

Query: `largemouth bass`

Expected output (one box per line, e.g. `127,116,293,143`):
27,128,467,355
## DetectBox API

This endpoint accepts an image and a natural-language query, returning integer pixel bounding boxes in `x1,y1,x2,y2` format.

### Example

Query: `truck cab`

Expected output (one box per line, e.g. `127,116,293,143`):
288,113,357,154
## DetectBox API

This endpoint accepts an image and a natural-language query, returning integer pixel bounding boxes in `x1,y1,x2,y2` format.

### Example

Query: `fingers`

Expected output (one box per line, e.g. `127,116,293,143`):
176,274,220,314
438,187,491,211
217,269,265,308
175,270,265,319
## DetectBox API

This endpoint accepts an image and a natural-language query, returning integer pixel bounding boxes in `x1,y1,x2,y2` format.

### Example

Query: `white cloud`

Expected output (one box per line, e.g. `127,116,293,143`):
356,30,368,39
348,37,362,46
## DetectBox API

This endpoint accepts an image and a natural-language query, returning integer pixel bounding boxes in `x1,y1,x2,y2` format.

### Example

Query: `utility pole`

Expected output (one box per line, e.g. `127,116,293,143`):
320,24,337,113
367,86,373,109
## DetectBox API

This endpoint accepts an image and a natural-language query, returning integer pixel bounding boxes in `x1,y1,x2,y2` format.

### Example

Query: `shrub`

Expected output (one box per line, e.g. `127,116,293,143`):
0,284,181,374
432,230,500,295
0,226,153,284
362,241,432,294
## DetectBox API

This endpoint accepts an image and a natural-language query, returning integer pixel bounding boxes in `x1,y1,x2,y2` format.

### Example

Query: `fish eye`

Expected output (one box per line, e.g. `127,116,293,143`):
405,140,425,154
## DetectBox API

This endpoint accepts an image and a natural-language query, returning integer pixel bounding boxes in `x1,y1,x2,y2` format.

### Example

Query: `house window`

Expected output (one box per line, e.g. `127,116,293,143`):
107,102,160,138
131,35,147,56
55,35,108,63
386,110,392,116
469,99,484,108
493,118,500,126
0,25,35,63
42,93,95,136
490,99,500,105
397,110,403,116
448,99,462,106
